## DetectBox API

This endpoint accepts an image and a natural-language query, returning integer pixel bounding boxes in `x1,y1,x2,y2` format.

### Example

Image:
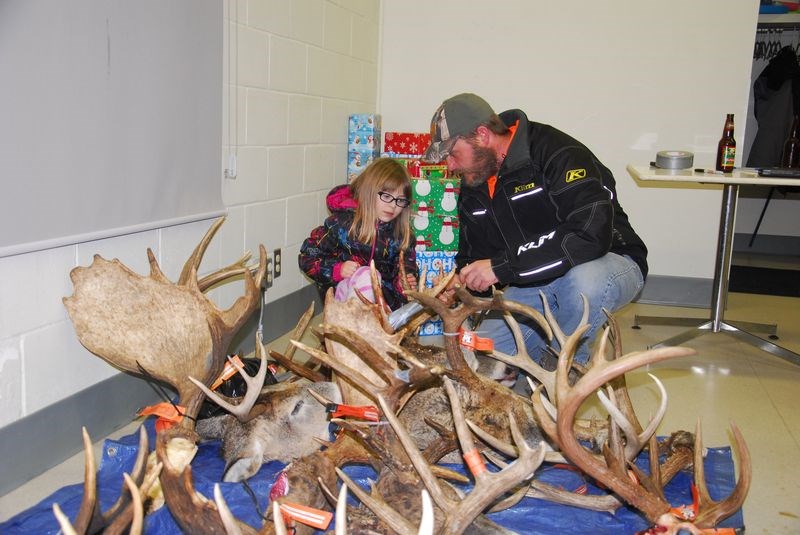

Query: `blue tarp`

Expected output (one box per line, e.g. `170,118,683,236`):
1,420,745,534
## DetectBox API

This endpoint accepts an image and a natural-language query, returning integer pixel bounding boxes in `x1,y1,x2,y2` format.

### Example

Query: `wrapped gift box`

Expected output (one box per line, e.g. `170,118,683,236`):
411,177,460,216
383,132,430,157
415,250,457,336
348,148,378,182
413,213,459,251
349,114,381,145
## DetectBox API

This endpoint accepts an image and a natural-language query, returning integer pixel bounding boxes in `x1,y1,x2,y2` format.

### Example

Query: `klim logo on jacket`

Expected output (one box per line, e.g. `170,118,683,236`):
565,168,586,182
517,230,555,255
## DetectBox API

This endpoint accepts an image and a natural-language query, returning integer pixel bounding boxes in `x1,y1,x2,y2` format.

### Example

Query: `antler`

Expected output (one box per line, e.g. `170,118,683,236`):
541,329,750,530
375,377,546,535
64,217,268,425
188,333,269,421
53,426,159,534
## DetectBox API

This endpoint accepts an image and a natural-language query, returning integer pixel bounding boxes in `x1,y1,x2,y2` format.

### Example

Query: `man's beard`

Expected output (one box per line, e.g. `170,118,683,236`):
455,142,500,187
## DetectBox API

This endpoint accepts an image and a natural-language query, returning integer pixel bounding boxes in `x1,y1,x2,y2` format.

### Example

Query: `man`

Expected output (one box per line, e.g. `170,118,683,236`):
424,93,647,366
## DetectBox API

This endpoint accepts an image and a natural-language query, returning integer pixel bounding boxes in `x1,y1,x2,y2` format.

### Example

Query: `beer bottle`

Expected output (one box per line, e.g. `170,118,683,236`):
715,113,736,173
781,115,800,168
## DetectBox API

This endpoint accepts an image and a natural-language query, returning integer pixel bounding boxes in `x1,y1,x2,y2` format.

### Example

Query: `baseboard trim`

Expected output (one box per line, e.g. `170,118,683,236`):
0,284,323,498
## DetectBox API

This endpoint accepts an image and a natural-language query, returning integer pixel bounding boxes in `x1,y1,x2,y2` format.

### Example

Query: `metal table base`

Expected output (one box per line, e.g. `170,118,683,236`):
632,183,800,367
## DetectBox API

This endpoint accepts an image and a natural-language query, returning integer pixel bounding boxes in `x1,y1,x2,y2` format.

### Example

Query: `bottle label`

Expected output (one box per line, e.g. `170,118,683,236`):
720,147,735,168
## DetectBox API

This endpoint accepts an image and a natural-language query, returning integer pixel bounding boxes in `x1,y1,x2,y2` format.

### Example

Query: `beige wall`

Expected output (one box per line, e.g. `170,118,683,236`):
0,0,381,431
0,0,771,437
378,0,761,278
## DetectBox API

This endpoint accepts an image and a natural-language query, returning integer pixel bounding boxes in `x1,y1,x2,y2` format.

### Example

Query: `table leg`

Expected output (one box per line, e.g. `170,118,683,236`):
634,184,800,364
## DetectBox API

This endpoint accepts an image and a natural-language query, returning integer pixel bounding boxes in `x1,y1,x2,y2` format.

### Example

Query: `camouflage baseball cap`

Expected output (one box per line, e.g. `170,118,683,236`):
423,93,496,162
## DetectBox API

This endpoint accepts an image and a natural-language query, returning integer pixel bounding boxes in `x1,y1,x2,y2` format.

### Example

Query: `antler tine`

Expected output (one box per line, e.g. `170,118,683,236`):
375,394,453,511
273,501,289,535
555,345,696,524
122,474,144,535
187,333,268,421
418,489,434,535
320,323,396,383
597,372,668,461
483,450,622,513
102,425,149,522
282,301,316,363
541,291,588,348
73,427,100,534
693,420,752,527
440,377,546,534
269,349,327,383
52,503,78,535
291,339,385,396
369,259,391,317
489,310,557,402
177,217,226,286
196,251,256,292
334,468,419,535
335,481,348,535
213,484,243,535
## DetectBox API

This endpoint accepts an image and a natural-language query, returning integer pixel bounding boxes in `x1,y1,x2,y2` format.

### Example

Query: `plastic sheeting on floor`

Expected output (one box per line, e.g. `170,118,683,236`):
1,420,745,534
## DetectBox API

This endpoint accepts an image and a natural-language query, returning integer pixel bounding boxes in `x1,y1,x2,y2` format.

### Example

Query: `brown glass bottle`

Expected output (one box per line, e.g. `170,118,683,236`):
781,115,800,168
715,113,736,172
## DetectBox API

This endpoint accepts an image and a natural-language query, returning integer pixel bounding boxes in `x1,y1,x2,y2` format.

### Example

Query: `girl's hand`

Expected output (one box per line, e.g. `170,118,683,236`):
340,260,360,279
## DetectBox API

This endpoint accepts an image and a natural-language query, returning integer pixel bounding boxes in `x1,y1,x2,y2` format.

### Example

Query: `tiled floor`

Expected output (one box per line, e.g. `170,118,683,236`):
1,291,799,533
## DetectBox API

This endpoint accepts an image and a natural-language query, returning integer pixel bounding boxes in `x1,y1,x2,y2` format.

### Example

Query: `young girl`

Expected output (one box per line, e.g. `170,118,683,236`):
299,157,418,311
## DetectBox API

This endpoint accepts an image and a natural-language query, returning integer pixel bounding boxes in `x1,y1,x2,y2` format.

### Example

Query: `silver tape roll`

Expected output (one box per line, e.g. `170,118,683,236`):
655,150,694,169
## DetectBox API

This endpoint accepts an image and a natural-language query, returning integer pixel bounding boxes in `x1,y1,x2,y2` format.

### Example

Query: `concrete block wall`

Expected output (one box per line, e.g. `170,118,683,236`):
0,0,381,493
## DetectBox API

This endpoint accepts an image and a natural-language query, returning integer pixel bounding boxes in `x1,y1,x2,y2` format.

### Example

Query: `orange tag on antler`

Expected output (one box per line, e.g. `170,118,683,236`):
211,354,245,390
279,502,333,530
463,449,488,476
137,402,186,432
670,482,699,521
458,328,494,352
327,403,380,421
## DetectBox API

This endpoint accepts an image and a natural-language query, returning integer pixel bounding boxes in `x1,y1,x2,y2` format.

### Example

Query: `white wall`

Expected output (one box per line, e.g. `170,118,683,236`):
0,0,381,431
378,0,761,278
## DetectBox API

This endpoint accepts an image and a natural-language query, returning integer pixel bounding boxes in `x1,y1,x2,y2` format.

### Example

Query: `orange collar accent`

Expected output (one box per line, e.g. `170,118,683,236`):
487,121,518,199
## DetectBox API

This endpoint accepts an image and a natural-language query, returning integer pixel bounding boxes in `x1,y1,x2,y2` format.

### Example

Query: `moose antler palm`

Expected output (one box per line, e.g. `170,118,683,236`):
64,217,268,425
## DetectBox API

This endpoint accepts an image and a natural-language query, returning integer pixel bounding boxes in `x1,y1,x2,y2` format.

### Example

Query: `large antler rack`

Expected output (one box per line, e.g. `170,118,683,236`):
64,217,268,426
537,322,751,530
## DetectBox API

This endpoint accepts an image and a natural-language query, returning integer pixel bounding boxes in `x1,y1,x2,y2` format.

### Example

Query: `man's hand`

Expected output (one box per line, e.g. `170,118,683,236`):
459,259,498,293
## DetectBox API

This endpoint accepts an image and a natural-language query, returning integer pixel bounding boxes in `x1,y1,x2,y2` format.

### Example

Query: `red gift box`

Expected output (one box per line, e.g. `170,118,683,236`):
384,132,430,156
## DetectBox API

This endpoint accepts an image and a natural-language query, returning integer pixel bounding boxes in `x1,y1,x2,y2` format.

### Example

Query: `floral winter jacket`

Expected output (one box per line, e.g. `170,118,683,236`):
298,184,417,310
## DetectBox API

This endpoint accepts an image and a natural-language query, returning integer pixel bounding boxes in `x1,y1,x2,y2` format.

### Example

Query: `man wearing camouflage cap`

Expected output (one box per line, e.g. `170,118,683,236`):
425,93,647,367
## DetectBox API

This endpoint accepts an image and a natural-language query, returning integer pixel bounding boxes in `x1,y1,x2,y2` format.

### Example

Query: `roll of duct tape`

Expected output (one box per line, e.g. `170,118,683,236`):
655,150,694,169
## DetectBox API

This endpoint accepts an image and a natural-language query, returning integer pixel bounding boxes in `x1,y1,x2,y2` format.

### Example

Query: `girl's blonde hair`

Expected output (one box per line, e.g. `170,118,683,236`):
349,157,413,250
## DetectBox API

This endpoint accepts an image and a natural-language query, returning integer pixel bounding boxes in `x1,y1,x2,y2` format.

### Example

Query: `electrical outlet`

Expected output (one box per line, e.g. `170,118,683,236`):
263,256,273,290
273,248,282,278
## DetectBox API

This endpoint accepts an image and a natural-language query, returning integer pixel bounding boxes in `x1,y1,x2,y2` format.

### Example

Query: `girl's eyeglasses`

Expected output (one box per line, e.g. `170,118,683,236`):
377,191,410,208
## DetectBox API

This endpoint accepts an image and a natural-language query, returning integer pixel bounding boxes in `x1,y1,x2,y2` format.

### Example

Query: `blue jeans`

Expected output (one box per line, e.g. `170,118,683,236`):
478,253,644,365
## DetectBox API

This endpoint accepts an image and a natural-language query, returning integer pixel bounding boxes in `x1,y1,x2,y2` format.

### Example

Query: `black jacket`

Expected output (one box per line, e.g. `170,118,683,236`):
457,109,648,286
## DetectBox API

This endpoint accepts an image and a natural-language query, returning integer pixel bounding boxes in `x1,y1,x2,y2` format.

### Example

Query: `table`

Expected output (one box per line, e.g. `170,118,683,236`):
627,165,800,366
